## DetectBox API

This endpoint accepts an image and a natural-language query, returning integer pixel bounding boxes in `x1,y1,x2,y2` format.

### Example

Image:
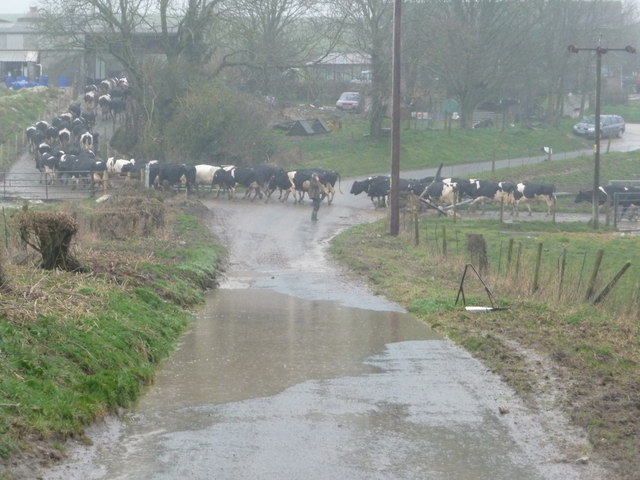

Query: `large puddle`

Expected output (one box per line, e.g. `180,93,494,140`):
42,286,596,480
40,200,603,479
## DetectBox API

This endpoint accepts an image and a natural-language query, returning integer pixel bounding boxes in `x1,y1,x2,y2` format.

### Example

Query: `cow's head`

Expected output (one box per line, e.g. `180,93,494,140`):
350,179,371,195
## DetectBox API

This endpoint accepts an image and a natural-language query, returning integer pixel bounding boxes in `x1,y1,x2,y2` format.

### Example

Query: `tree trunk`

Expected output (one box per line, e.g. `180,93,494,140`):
18,211,85,272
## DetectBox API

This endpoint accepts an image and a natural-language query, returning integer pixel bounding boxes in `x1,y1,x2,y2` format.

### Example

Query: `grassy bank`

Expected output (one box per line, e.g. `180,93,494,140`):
0,88,71,170
271,115,594,176
0,194,223,478
329,163,640,478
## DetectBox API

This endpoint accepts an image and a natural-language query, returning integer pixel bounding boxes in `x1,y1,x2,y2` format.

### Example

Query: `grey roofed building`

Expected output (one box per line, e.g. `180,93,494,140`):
0,6,179,90
0,7,79,86
305,51,371,83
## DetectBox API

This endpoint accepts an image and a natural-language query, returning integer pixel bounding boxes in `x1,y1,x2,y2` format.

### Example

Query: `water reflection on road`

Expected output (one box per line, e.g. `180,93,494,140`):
54,288,543,480
41,200,602,480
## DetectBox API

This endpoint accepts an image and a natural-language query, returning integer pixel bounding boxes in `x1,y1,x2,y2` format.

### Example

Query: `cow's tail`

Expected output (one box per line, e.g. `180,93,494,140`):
337,173,343,194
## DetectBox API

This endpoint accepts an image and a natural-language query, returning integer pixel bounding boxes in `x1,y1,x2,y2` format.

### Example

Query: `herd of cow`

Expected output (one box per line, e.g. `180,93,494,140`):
23,77,134,187
350,175,558,216
19,78,640,219
143,163,343,204
349,174,640,219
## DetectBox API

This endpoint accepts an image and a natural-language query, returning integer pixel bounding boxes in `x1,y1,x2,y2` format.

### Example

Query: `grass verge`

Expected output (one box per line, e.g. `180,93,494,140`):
270,115,592,175
330,214,639,480
0,194,223,478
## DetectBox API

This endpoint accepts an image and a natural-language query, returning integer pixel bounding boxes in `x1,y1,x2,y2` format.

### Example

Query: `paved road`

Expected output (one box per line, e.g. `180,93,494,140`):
31,126,638,480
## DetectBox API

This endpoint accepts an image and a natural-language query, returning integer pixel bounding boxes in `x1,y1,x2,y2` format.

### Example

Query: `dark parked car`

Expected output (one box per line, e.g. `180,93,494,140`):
573,114,625,139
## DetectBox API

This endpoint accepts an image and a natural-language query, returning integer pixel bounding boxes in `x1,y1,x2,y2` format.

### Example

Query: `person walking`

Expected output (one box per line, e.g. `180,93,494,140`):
308,173,322,221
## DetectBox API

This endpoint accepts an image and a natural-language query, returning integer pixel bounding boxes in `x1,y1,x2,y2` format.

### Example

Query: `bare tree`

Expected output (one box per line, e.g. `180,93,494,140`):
419,0,541,129
220,0,344,98
36,0,224,153
332,0,393,138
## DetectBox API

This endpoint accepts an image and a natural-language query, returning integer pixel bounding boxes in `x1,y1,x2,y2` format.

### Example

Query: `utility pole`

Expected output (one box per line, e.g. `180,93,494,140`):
568,42,635,229
389,0,402,236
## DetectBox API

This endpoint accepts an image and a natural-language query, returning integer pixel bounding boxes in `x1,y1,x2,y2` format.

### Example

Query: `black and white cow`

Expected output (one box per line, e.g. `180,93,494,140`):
350,175,390,207
57,150,105,189
79,131,94,150
68,102,82,119
212,167,237,198
36,150,62,185
575,185,640,220
35,120,50,135
282,170,314,203
108,97,127,122
193,164,224,193
316,169,341,204
513,182,556,216
106,157,135,175
574,185,629,206
84,90,98,110
151,163,193,191
252,164,286,200
419,181,459,209
268,168,295,201
282,169,340,204
441,177,477,199
118,159,157,180
466,180,516,213
58,128,71,149
25,125,44,153
98,94,111,120
80,110,97,130
226,166,263,200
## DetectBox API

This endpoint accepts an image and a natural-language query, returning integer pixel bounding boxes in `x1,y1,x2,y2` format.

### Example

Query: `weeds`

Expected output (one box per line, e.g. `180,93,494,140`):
0,194,223,469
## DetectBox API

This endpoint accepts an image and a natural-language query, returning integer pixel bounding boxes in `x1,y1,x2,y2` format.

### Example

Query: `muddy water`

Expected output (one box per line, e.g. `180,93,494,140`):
45,289,541,479
41,201,603,479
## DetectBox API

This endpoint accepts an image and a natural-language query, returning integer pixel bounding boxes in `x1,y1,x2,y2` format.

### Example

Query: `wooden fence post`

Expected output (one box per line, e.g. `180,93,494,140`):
592,262,631,305
413,205,419,246
558,248,567,300
532,242,543,293
466,233,488,273
2,207,8,250
441,225,447,256
506,238,514,273
577,251,588,292
515,242,522,275
584,249,605,301
103,170,109,195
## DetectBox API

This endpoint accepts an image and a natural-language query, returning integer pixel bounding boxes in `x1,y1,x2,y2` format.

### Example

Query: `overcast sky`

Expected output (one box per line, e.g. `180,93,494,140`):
1,0,38,14
1,0,640,16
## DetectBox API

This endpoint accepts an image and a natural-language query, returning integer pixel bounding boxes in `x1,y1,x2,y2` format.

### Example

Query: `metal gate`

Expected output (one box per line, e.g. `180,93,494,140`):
0,170,145,202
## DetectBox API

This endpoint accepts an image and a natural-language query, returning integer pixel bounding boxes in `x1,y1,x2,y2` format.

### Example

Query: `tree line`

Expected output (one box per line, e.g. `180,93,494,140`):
34,0,640,160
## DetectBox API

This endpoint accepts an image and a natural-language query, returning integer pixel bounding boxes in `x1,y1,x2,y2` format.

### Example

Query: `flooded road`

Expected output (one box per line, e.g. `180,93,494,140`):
41,199,605,480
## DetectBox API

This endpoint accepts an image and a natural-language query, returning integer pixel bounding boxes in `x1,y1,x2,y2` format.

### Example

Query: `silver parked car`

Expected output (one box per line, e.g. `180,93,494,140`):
573,114,625,139
335,92,362,112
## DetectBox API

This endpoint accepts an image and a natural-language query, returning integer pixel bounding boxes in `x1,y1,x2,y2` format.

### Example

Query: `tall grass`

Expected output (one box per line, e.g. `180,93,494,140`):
394,213,639,321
